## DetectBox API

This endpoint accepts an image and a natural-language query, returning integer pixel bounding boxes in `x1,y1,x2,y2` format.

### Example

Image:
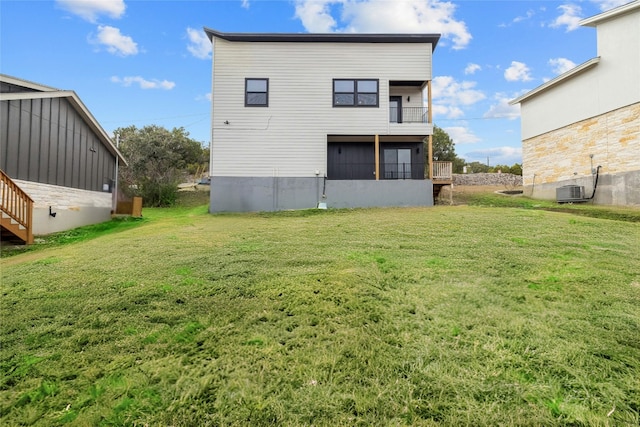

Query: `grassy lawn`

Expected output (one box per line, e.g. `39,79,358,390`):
1,199,639,426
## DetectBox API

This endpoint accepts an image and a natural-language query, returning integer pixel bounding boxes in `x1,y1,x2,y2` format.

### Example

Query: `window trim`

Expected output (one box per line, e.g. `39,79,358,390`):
245,78,269,107
333,79,379,107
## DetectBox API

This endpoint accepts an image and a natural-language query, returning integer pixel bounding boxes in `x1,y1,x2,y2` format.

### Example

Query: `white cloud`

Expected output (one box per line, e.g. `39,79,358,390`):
432,76,485,105
241,0,250,9
294,0,338,32
504,61,532,82
592,0,631,11
550,4,582,32
432,75,485,120
464,63,481,75
484,94,520,120
433,105,464,119
186,27,212,60
196,93,213,102
443,125,481,145
513,9,535,24
294,0,472,50
56,0,125,23
548,57,576,75
111,76,175,90
92,25,138,56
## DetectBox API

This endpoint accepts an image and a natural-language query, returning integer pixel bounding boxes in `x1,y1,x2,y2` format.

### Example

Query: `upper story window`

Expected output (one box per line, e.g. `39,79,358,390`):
245,78,268,107
333,79,379,107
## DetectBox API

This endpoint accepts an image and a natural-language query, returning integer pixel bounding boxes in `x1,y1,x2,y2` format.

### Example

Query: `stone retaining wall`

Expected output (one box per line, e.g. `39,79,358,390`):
452,173,523,186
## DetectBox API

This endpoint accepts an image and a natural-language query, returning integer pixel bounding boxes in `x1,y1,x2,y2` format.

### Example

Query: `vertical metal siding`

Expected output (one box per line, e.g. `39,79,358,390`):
64,104,74,187
0,101,8,169
56,100,67,186
48,98,59,185
28,99,41,182
18,100,31,178
39,98,51,183
0,93,116,192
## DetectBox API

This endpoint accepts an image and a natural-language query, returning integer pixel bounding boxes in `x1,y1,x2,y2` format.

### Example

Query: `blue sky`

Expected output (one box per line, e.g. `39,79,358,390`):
1,0,632,166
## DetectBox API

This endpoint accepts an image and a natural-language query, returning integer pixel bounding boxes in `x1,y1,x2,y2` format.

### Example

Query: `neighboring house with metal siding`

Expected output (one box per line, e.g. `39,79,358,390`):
510,1,640,206
0,74,126,236
205,29,443,212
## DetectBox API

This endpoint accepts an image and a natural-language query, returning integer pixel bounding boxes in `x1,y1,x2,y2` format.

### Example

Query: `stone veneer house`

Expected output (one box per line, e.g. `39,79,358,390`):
205,29,445,212
1,74,126,238
510,0,640,205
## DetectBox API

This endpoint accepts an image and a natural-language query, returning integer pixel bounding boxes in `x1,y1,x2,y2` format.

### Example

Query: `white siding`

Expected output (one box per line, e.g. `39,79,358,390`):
211,39,433,177
520,8,640,140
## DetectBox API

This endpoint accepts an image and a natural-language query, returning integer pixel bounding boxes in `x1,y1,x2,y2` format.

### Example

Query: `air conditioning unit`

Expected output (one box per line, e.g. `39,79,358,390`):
556,185,585,203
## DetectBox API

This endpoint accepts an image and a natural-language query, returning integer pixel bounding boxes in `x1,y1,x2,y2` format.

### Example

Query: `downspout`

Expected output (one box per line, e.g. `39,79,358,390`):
588,165,602,200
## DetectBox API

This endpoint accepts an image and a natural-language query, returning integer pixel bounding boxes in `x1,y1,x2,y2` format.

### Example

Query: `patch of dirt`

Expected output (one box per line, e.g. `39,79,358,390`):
436,185,523,205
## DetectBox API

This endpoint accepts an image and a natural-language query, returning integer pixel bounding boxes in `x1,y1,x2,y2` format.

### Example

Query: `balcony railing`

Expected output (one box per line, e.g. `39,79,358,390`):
433,161,453,182
327,162,426,180
390,107,428,124
382,162,418,180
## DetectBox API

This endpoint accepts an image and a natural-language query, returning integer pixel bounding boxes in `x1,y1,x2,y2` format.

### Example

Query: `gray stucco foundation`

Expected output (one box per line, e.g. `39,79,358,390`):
525,169,640,206
210,177,434,212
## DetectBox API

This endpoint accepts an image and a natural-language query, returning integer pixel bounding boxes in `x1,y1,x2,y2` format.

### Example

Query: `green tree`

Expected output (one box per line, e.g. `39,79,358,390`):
488,163,523,175
429,125,465,173
510,163,522,175
114,125,207,207
466,161,491,173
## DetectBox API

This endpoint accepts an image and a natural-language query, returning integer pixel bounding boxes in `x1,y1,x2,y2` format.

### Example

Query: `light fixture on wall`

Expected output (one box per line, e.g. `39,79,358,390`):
49,206,57,218
407,96,410,102
224,120,230,125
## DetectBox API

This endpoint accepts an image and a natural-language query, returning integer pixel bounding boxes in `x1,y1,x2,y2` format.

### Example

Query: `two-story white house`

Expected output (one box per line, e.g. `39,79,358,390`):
510,1,640,206
205,29,442,212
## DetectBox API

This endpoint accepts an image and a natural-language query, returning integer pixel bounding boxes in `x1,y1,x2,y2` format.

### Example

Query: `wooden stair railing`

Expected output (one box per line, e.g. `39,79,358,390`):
1,169,34,244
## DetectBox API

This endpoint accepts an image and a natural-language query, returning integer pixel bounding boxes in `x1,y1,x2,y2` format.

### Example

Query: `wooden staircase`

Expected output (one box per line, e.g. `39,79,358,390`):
1,169,34,244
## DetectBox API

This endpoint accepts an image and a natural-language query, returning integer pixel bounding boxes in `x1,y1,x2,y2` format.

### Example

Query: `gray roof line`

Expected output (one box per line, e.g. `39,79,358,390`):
204,27,440,51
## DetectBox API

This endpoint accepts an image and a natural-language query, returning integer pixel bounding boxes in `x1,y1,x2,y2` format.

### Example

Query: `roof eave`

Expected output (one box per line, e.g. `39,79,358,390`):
579,0,640,27
0,73,59,92
509,57,600,105
204,27,440,51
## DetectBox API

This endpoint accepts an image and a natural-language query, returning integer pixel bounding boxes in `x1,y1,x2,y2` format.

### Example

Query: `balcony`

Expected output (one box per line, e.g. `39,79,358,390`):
389,107,428,124
388,107,431,135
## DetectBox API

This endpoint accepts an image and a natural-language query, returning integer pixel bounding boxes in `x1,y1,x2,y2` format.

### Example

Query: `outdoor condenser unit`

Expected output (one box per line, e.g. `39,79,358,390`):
556,185,585,203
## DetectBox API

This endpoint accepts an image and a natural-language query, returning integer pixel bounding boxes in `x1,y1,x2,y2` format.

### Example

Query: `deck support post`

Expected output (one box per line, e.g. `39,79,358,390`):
375,134,380,181
427,80,433,180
